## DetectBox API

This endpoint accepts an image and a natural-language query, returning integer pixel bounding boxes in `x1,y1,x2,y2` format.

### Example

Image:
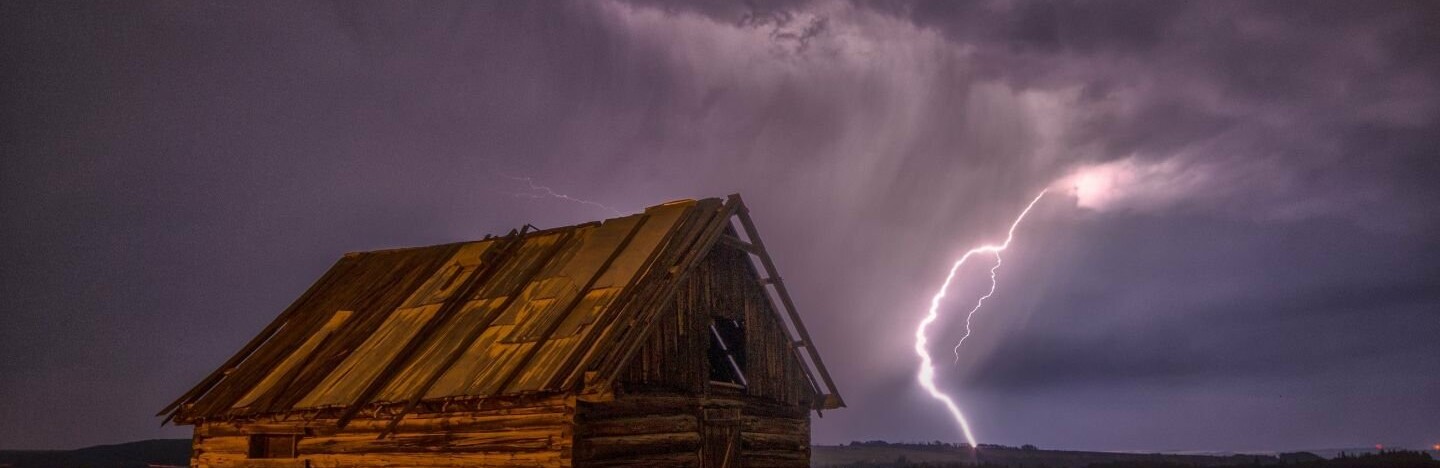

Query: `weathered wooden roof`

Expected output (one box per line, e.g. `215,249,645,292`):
162,196,842,425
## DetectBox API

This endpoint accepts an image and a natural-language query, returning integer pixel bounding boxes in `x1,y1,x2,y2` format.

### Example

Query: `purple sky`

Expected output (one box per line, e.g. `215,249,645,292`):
3,0,1438,452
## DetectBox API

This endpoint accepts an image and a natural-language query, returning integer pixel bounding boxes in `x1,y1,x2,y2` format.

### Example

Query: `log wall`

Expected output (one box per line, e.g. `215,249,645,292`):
190,396,575,467
574,390,810,468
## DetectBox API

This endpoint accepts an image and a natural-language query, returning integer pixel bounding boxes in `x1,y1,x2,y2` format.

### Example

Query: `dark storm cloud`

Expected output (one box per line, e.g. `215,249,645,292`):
2,0,1437,452
871,0,1440,225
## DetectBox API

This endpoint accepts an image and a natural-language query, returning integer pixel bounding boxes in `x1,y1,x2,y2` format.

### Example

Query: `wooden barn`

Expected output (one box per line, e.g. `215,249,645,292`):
160,195,844,468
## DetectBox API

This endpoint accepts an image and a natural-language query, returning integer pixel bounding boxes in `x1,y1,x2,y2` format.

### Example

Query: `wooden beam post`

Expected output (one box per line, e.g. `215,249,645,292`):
729,194,845,409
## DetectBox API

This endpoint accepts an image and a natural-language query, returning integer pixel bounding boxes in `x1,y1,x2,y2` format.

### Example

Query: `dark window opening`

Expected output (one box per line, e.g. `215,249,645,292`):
248,434,298,459
708,318,748,387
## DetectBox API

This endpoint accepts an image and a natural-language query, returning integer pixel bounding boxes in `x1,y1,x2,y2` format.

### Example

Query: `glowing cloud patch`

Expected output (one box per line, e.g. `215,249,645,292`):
1061,157,1211,212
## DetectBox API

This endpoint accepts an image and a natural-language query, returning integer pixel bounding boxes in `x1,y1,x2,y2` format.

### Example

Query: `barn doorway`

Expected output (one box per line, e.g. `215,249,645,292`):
700,407,742,468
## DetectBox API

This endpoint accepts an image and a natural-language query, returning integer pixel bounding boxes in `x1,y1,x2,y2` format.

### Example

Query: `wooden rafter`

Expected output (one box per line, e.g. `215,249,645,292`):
728,194,845,410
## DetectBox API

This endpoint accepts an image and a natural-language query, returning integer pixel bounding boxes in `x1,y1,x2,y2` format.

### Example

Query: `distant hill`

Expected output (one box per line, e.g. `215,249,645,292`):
0,439,189,468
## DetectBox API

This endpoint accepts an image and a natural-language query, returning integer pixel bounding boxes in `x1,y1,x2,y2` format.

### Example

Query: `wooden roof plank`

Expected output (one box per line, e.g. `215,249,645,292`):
491,213,650,396
332,229,546,428
370,236,536,403
417,235,575,399
374,228,578,435
546,201,698,391
593,198,736,392
255,246,459,415
191,248,453,419
572,200,717,391
157,255,355,419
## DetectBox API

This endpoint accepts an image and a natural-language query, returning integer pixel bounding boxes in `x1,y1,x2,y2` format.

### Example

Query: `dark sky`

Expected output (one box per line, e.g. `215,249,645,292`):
3,0,1438,453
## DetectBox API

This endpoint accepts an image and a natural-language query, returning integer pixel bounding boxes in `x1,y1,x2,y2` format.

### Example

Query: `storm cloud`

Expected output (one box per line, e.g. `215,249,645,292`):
2,0,1437,452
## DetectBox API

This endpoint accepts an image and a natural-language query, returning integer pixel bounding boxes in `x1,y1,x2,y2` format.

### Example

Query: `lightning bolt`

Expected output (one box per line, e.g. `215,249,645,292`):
953,251,1002,363
505,175,626,216
915,189,1047,447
